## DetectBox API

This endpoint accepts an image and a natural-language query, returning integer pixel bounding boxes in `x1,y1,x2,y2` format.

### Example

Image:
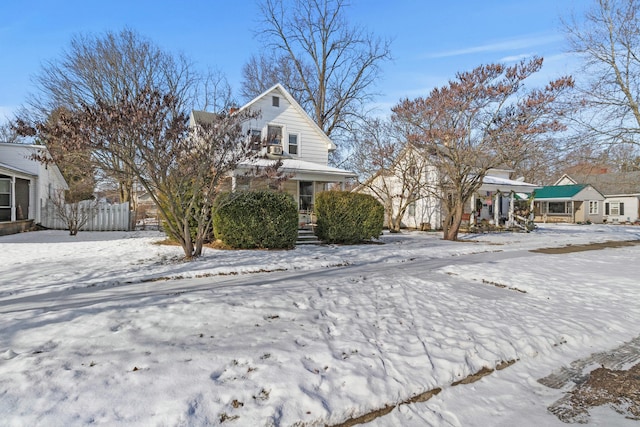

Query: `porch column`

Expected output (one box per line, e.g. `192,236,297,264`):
508,192,515,227
470,193,476,225
494,192,500,225
231,175,237,192
340,180,345,191
10,176,16,222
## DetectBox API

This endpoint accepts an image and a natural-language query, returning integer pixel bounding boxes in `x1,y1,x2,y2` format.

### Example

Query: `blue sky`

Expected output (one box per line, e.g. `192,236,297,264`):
0,0,589,124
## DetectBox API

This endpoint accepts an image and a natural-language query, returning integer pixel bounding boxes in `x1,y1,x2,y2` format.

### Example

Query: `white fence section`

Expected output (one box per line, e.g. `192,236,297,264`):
40,200,131,231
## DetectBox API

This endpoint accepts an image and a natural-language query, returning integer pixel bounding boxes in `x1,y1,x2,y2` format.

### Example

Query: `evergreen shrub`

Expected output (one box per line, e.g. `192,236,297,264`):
213,190,298,249
314,191,384,244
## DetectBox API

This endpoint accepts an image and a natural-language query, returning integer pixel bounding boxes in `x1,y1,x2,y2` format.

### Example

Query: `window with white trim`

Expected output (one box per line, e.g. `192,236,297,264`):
0,177,11,222
267,125,282,145
288,134,298,155
249,129,262,151
0,178,10,208
609,201,624,216
588,200,598,215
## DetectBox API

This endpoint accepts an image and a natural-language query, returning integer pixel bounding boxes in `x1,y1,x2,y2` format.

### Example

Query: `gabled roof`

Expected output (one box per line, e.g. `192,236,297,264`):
239,83,336,151
0,143,68,189
190,110,221,125
563,171,640,196
534,184,589,200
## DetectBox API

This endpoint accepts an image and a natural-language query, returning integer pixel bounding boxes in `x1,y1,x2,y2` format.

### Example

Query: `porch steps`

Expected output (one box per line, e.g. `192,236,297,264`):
296,228,321,245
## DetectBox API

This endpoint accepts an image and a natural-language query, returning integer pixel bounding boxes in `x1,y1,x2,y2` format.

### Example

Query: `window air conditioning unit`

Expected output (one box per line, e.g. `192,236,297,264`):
267,145,283,155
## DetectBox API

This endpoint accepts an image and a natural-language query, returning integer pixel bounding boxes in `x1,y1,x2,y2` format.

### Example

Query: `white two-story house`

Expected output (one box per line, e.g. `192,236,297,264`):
356,145,540,231
190,84,356,227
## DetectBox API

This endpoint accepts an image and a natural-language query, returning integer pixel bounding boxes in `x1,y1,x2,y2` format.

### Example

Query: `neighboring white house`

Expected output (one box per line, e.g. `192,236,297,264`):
356,147,540,231
190,84,357,227
0,142,68,235
554,172,640,223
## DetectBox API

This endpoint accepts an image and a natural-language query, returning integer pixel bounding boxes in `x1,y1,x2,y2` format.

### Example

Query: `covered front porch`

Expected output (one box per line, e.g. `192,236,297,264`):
232,158,357,229
468,176,540,230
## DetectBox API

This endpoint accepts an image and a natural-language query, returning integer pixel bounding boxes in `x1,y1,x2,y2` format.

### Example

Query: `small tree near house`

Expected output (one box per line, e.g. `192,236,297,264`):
48,190,98,236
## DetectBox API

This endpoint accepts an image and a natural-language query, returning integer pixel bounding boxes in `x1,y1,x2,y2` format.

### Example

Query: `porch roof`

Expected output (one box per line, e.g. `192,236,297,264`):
533,184,587,201
237,158,357,180
0,161,37,178
479,175,540,193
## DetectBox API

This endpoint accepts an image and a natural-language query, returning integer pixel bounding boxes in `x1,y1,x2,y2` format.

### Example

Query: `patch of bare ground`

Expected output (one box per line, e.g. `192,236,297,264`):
548,363,640,423
329,360,518,427
541,335,640,423
530,240,640,254
329,389,441,427
482,279,527,294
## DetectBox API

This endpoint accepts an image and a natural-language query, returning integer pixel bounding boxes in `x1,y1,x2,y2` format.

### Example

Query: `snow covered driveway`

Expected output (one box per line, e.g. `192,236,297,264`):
1,224,639,426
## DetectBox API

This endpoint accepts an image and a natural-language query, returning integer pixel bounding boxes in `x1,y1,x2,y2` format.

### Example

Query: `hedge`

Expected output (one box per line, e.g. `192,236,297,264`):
212,190,298,249
314,191,384,244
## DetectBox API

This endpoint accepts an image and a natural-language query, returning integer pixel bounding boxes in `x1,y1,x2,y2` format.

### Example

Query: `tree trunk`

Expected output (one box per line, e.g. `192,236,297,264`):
384,200,399,232
193,236,203,258
181,220,195,259
443,203,463,241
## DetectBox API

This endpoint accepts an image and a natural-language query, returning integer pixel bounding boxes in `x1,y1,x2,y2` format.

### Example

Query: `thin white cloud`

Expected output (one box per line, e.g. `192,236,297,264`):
426,34,563,59
499,53,535,63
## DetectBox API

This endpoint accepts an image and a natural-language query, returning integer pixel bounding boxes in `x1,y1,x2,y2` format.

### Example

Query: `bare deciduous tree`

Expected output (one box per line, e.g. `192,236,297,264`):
23,28,231,206
244,0,391,139
241,52,309,104
393,58,574,241
17,87,258,259
351,118,434,232
565,0,640,146
0,122,22,143
48,190,98,236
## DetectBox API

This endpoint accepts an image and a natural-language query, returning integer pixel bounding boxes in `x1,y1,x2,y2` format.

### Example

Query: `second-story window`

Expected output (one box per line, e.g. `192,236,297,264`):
272,96,280,107
267,125,282,145
249,129,262,151
288,134,298,155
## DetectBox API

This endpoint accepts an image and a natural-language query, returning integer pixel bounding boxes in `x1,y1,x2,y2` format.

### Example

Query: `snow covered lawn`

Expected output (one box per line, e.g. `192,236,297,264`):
1,224,639,426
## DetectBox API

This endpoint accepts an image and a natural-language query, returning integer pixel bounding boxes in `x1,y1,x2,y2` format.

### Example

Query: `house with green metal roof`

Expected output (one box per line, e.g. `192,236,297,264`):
533,184,605,224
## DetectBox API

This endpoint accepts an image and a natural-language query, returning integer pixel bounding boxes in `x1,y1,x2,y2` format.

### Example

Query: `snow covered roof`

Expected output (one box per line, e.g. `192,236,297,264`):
237,158,357,179
479,174,540,193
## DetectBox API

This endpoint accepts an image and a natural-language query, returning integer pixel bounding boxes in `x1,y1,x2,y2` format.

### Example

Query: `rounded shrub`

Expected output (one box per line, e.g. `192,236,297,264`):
213,190,298,249
315,191,384,244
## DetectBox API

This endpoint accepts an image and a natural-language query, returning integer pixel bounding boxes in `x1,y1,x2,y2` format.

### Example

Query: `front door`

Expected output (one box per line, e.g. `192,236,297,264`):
299,181,314,211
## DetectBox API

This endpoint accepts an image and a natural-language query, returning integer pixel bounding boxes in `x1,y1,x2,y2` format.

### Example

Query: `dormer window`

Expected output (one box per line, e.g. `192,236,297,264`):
272,96,280,107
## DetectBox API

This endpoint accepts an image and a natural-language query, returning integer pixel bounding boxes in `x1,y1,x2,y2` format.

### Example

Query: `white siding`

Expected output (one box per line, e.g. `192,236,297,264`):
487,168,511,180
0,143,68,223
243,89,329,165
555,176,576,185
604,196,640,223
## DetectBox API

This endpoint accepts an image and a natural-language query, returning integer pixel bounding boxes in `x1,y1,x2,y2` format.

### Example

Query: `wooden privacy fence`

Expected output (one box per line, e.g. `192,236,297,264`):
40,200,131,231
